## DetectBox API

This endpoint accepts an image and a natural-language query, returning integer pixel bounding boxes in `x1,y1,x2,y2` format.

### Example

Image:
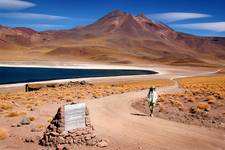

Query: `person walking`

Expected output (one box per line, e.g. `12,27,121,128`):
147,86,158,117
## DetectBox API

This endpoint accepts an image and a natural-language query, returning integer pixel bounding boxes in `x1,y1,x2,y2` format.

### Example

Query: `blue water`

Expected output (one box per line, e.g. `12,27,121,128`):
0,67,157,84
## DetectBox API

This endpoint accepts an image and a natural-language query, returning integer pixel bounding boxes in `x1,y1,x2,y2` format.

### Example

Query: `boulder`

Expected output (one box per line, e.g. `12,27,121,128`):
97,140,108,148
20,117,31,125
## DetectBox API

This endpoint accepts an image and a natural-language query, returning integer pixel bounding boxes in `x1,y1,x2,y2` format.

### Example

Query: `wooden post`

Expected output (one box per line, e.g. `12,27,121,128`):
25,84,28,92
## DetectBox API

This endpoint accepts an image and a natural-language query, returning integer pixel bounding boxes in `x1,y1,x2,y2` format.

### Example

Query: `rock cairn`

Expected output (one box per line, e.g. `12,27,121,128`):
39,103,101,147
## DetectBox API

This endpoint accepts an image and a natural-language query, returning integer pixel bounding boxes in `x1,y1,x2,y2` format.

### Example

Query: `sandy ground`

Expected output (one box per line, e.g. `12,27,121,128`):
85,83,225,150
0,64,224,150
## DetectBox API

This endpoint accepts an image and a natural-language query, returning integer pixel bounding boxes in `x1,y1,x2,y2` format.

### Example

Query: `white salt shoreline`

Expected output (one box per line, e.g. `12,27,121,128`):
0,63,166,88
0,63,160,71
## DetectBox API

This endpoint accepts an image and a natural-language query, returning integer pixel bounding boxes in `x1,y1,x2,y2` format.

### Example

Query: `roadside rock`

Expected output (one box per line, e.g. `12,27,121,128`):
20,117,31,125
97,140,108,148
11,124,17,127
24,137,34,143
189,106,199,114
31,127,42,132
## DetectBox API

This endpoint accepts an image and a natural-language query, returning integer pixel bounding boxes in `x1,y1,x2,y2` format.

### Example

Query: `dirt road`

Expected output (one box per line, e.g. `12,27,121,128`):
86,80,225,150
1,66,224,150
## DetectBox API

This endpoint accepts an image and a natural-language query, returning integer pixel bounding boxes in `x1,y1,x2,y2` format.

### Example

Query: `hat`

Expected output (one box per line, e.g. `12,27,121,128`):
149,85,156,90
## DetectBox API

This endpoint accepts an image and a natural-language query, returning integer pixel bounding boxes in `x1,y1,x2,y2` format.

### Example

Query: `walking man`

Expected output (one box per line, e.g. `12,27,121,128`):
147,86,158,117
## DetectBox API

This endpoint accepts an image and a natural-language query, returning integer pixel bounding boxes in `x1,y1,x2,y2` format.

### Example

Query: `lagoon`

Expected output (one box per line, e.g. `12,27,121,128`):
0,66,157,85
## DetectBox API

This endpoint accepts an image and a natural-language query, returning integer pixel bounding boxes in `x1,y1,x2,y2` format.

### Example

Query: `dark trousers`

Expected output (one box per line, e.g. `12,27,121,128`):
148,101,154,116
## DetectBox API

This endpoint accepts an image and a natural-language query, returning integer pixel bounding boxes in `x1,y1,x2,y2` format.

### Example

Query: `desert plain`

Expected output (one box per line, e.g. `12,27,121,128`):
0,63,224,150
0,9,225,150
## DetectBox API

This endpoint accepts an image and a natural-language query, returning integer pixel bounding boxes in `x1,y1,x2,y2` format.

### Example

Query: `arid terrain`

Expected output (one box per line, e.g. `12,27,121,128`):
0,8,225,150
133,75,225,129
0,10,225,67
0,65,225,150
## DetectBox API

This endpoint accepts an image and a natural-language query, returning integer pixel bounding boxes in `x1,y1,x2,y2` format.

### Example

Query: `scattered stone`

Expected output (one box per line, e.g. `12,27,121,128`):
31,127,42,132
86,139,97,146
30,108,36,111
11,123,22,127
97,140,108,148
189,106,199,114
80,81,87,85
20,117,31,125
11,124,17,127
24,137,34,143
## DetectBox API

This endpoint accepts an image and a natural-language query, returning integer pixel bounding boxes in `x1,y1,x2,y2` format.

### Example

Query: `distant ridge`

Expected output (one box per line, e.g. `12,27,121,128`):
0,10,225,66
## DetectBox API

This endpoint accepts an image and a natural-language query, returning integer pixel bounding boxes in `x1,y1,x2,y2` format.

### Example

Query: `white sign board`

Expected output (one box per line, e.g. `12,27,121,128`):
64,103,86,131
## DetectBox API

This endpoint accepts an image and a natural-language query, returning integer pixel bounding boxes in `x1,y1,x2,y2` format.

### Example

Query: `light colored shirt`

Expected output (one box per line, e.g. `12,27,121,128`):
147,91,158,104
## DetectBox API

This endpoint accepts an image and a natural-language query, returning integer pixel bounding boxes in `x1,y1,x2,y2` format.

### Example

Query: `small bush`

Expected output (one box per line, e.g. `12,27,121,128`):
190,106,200,113
206,96,216,104
170,100,183,108
197,102,211,111
217,101,224,107
5,111,26,117
208,99,216,104
37,125,45,129
47,117,52,123
0,127,8,140
0,104,12,110
187,97,195,103
29,116,35,121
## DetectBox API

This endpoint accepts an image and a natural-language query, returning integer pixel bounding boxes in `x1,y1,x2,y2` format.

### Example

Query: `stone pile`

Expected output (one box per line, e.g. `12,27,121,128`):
39,103,102,147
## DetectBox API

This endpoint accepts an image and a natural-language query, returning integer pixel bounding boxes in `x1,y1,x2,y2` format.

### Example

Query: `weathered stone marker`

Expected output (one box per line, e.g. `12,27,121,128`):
64,103,86,131
39,102,106,147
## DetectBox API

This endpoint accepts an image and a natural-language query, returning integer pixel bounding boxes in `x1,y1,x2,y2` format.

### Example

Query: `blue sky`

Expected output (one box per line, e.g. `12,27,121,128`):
0,0,225,37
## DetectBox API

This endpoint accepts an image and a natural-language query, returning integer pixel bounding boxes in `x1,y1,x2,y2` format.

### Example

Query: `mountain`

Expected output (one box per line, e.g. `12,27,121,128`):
0,10,225,66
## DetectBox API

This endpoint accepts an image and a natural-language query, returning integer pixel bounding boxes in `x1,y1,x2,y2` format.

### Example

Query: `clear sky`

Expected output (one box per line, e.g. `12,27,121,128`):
0,0,225,37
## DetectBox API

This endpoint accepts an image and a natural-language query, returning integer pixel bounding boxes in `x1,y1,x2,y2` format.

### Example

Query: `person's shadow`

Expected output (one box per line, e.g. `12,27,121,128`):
130,113,149,117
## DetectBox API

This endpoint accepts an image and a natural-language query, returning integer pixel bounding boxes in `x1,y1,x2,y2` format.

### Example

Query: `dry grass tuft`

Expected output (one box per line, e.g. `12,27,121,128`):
197,102,211,111
187,97,195,103
217,101,224,107
47,117,53,123
0,103,12,110
170,100,183,108
189,106,200,113
5,111,26,117
37,125,45,129
0,127,8,140
206,96,216,104
29,116,35,121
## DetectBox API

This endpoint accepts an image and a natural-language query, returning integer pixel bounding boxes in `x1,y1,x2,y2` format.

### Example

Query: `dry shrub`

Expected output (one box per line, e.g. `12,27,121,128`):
206,96,216,104
37,124,45,129
170,100,183,108
217,101,224,107
47,117,52,123
197,102,211,111
158,95,166,103
208,99,216,104
92,92,102,98
190,106,200,113
29,116,35,121
5,111,26,117
0,127,8,140
0,103,12,110
178,106,184,111
187,97,195,103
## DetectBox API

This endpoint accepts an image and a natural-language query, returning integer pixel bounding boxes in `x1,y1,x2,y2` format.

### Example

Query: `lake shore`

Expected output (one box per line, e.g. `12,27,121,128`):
0,62,167,89
0,62,218,90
